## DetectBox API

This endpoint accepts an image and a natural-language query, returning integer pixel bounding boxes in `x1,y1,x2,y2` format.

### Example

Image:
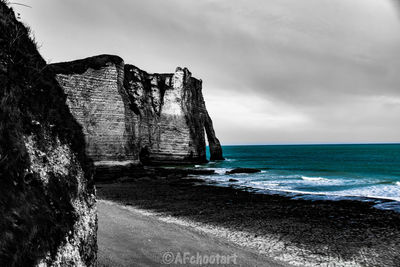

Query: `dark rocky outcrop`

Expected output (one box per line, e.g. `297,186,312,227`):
152,168,215,176
96,165,215,183
49,56,224,171
0,2,96,266
226,168,261,174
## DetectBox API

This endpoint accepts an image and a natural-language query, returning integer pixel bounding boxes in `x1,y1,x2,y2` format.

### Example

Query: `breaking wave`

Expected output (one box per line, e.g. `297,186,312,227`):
301,176,328,181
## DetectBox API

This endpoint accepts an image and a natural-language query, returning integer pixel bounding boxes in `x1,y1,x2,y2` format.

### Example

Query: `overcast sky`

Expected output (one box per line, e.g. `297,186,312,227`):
13,0,400,145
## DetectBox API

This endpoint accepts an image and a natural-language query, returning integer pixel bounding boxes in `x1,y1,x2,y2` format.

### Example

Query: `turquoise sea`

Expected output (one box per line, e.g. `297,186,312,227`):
200,144,400,211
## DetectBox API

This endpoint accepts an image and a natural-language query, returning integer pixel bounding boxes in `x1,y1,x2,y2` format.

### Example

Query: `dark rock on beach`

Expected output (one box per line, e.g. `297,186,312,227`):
154,167,215,176
96,166,215,183
226,168,261,174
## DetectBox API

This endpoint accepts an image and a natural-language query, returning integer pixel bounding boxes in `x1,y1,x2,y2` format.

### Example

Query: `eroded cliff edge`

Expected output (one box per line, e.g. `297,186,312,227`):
49,55,224,168
0,2,96,266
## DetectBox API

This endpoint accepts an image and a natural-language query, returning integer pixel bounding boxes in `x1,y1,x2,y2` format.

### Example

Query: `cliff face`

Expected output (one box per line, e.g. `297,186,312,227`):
51,56,138,166
0,2,96,266
124,65,211,164
50,56,224,168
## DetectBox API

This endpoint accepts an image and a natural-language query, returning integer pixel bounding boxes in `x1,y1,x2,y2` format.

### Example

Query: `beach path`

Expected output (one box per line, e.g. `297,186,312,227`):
97,200,287,267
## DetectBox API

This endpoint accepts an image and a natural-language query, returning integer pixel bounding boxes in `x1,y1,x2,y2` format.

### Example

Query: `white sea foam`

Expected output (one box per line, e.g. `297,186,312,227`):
276,184,400,203
250,181,280,187
301,176,328,181
373,201,400,213
194,165,201,168
201,172,400,212
203,176,400,210
210,168,232,175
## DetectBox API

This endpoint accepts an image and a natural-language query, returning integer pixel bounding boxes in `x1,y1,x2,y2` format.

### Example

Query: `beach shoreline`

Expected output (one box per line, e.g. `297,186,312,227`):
97,199,290,267
97,171,400,266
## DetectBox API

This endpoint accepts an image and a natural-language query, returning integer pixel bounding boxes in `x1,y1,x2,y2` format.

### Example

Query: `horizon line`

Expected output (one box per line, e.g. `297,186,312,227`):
217,142,400,146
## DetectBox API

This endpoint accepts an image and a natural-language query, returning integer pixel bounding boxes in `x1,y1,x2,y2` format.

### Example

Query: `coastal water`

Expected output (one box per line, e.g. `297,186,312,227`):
200,144,400,211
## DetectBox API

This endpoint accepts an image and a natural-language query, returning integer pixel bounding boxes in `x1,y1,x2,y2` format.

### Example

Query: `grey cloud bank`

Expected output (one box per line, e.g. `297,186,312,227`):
14,0,400,144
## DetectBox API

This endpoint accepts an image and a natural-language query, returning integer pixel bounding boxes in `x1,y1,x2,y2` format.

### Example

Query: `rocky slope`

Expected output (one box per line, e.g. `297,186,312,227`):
50,56,224,168
0,2,96,266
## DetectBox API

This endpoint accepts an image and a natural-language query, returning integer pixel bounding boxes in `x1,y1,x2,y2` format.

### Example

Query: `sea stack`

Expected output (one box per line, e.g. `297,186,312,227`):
49,55,224,170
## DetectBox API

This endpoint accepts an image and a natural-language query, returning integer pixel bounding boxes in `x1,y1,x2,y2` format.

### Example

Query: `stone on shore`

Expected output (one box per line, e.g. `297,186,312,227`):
226,168,261,174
